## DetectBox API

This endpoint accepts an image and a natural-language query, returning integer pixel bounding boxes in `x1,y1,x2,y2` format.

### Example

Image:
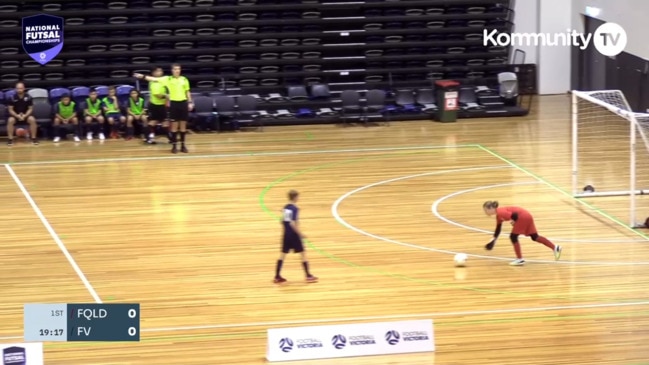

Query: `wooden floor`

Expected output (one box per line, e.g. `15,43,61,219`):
3,94,649,364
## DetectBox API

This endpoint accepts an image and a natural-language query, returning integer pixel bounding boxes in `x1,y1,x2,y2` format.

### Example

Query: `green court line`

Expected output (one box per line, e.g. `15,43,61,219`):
257,147,644,301
476,145,649,240
42,308,649,349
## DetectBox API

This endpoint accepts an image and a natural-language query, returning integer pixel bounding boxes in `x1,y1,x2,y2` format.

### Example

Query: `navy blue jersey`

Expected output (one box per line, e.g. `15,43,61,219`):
282,203,299,236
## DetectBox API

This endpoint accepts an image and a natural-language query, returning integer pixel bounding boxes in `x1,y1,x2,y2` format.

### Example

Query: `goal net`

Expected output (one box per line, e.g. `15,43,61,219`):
572,90,649,227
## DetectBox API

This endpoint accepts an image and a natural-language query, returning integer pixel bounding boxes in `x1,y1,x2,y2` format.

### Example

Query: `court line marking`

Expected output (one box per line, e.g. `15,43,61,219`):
8,144,480,166
476,144,649,241
260,155,647,297
332,171,649,265
1,299,648,340
432,181,647,243
4,164,102,303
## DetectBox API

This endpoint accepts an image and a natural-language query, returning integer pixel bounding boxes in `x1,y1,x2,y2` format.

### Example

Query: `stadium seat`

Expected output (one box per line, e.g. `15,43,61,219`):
48,88,69,104
459,87,484,111
395,89,420,113
31,100,54,128
214,96,237,132
71,87,90,104
310,84,331,100
27,88,49,100
287,86,308,102
191,95,215,131
237,95,262,130
365,89,388,125
94,86,109,98
498,72,519,105
339,90,363,125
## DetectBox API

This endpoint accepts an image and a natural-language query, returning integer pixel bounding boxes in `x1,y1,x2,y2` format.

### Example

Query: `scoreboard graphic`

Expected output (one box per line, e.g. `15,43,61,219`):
23,304,140,342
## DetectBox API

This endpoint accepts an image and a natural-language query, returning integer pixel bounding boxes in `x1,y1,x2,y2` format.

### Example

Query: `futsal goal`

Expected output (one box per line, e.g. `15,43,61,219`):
572,89,649,228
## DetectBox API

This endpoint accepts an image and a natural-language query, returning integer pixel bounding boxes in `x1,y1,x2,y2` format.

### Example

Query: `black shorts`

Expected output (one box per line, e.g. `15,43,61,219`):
281,235,304,254
169,100,189,122
148,103,167,122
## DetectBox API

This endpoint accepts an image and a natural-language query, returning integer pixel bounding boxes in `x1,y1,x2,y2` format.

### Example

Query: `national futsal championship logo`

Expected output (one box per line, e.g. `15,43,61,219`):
22,13,64,65
2,346,26,365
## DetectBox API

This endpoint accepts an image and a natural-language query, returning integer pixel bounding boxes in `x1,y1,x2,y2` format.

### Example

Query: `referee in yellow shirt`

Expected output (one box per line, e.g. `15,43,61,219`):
134,64,193,153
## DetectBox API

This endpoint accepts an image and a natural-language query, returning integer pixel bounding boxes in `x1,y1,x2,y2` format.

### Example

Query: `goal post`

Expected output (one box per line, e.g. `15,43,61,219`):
571,89,649,228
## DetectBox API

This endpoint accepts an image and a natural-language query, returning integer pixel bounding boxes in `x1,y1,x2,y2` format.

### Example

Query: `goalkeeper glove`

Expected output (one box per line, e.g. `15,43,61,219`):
485,239,496,250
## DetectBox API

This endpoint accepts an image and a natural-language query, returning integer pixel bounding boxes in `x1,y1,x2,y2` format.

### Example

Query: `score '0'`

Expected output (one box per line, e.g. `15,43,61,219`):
128,327,137,336
128,309,137,318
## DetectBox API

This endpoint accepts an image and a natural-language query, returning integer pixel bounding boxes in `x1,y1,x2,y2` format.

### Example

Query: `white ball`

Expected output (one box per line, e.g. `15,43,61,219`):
454,253,468,267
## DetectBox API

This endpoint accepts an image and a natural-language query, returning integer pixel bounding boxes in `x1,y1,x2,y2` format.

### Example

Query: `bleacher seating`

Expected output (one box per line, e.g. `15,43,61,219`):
0,0,531,130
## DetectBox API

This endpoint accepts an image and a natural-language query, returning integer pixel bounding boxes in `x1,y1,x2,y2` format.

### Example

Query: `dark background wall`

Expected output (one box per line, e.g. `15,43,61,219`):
572,15,649,112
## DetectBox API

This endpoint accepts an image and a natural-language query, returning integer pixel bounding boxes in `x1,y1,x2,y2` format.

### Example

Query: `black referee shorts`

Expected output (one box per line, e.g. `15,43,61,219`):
148,103,167,122
169,100,189,122
281,235,304,254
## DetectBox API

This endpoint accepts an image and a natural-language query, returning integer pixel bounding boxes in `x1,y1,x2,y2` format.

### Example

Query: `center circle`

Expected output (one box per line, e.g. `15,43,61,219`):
332,170,649,266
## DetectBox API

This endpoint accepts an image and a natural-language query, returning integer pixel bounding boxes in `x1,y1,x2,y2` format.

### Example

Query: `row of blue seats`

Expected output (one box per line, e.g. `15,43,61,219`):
0,85,140,105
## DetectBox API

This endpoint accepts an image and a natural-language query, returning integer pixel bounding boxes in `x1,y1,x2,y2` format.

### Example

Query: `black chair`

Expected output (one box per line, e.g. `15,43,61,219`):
339,90,362,125
416,89,437,113
191,95,215,131
237,95,262,131
395,89,420,113
459,87,484,111
310,84,331,100
32,100,53,138
287,86,308,101
214,95,236,132
0,104,7,135
365,89,388,126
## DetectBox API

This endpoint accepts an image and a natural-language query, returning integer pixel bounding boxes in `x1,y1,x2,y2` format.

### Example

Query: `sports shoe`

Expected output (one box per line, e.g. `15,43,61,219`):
53,136,61,143
31,139,39,145
7,139,13,146
98,133,106,140
509,259,525,266
180,145,188,153
73,135,81,142
171,145,177,154
306,275,318,283
86,132,93,140
554,245,562,260
273,277,287,284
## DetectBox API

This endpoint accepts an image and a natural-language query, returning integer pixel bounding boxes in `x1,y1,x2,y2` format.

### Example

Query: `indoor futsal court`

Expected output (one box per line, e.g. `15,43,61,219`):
2,95,649,364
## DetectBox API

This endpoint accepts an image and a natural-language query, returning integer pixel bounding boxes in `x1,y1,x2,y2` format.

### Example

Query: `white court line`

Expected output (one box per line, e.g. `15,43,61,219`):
431,181,647,243
4,164,102,303
10,144,480,166
1,299,649,340
476,145,649,241
331,169,649,265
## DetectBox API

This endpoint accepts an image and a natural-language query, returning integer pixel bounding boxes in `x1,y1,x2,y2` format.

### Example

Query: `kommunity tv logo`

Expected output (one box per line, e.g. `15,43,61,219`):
483,22,627,56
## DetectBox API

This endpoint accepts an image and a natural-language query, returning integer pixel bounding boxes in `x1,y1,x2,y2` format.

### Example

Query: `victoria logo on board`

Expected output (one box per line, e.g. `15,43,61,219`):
22,13,64,65
278,338,293,353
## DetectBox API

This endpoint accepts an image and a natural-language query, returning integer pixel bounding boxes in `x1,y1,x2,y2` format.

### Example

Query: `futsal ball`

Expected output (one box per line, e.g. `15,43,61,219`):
16,128,27,138
454,253,468,267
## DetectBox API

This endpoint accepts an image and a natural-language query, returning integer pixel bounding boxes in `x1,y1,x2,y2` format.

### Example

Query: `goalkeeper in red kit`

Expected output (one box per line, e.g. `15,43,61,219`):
483,201,562,266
